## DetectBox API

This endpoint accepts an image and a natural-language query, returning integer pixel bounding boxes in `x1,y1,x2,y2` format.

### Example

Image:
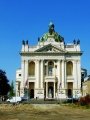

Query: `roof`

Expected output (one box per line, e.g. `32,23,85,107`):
40,22,64,42
84,75,90,82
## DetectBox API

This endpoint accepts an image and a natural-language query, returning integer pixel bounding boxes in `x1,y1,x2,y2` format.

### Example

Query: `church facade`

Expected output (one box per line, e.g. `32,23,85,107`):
16,23,82,99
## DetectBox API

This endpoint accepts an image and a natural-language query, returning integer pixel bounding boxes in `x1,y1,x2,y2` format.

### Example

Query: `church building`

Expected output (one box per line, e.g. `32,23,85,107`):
16,22,82,99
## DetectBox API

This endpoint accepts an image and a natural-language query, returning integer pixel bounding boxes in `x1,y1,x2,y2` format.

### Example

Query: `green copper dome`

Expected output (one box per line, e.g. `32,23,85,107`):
40,22,64,42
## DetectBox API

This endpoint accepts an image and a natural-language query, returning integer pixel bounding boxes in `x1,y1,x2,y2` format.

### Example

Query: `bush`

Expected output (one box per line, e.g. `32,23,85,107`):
79,94,90,106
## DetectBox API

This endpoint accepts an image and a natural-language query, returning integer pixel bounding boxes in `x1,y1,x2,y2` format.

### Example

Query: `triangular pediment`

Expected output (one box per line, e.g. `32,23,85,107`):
35,44,66,53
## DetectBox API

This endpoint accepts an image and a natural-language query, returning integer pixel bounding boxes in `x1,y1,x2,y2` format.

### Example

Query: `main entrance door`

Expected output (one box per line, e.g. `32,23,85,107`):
68,89,72,98
45,82,57,99
29,82,34,99
67,82,73,98
48,86,53,98
48,82,54,98
30,89,34,98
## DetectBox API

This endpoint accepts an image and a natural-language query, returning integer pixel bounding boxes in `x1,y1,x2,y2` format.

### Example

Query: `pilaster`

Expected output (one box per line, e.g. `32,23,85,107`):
64,60,66,89
57,60,61,94
16,82,18,96
20,60,25,96
41,60,44,88
77,60,81,89
35,60,40,88
46,82,48,98
62,60,65,88
25,60,28,85
73,60,77,89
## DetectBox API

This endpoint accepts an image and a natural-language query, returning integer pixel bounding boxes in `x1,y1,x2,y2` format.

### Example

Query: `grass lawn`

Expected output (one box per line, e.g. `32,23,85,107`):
0,104,90,120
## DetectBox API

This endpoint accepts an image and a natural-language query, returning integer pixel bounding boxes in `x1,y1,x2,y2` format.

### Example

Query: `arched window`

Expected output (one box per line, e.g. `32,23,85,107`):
28,61,35,76
66,61,73,76
48,61,54,76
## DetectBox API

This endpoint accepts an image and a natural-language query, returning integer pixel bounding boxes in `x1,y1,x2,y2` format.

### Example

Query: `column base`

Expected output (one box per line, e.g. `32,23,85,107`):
20,88,24,97
73,89,81,98
35,89,44,99
57,89,67,99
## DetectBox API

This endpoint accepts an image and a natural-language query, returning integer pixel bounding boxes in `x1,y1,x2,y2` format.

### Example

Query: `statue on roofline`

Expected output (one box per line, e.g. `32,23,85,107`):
48,22,55,35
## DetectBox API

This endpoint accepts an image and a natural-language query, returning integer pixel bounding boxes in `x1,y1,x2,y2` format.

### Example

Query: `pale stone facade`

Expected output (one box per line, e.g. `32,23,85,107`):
16,23,82,99
82,76,90,96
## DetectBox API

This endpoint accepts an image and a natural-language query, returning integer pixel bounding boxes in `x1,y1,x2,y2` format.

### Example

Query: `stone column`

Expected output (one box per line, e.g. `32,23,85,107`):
62,60,65,88
46,82,48,98
77,60,81,89
64,60,67,97
54,62,56,77
20,60,25,97
57,60,61,95
35,60,40,88
64,60,67,89
16,82,18,96
41,60,44,88
25,60,28,86
73,60,77,89
73,60,81,98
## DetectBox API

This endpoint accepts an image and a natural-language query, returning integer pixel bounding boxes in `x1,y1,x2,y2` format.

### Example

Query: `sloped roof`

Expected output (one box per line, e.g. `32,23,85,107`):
35,43,66,53
84,75,90,81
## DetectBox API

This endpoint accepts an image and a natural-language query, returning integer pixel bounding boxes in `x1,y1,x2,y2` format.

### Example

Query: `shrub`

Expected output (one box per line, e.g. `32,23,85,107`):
79,94,90,106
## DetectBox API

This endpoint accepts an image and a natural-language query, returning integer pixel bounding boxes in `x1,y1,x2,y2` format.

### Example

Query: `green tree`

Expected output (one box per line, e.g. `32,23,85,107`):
0,69,11,96
9,80,15,97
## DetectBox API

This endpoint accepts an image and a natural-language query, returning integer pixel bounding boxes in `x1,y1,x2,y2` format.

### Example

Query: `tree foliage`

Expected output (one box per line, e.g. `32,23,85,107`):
9,80,15,97
0,69,11,95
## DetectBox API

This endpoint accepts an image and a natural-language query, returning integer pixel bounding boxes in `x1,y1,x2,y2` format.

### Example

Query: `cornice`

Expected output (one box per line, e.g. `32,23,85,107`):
20,51,82,56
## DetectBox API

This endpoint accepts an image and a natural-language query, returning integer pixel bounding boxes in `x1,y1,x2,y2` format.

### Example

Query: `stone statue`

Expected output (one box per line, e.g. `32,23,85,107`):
73,39,76,44
22,40,25,45
38,37,40,42
77,39,80,44
26,40,28,45
48,22,55,35
49,88,52,98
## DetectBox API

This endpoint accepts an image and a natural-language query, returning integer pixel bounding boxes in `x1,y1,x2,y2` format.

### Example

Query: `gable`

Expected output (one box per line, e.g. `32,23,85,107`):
35,44,65,53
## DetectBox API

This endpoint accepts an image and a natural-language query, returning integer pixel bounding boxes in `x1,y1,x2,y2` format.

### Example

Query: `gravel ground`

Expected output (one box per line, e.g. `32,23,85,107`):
0,104,90,120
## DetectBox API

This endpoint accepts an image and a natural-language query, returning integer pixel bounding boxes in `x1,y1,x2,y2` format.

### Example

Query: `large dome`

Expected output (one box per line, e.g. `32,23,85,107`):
40,22,64,42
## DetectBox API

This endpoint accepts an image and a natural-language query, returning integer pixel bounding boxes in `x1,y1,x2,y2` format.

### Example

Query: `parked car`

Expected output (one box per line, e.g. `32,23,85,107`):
21,96,29,101
7,97,22,103
66,97,79,103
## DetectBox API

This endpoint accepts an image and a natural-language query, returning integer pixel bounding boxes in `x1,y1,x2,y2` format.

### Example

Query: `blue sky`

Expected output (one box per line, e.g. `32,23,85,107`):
0,0,90,82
